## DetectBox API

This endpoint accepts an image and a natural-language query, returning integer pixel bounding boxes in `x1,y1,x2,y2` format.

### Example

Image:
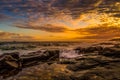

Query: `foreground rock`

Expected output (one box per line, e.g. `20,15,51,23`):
74,46,103,53
0,49,60,78
99,47,120,58
22,49,59,67
0,52,21,69
67,46,120,80
0,43,120,80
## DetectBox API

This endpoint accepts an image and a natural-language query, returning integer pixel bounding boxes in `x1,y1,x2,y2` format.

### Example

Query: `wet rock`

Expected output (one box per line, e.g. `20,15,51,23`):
74,46,103,53
0,44,120,80
74,47,85,53
70,60,120,80
44,49,60,61
22,49,60,67
99,48,120,58
0,50,60,79
78,69,120,80
0,52,22,79
59,59,77,64
68,46,120,80
67,58,99,71
84,46,103,53
52,73,72,80
0,52,21,69
67,55,120,72
114,44,120,48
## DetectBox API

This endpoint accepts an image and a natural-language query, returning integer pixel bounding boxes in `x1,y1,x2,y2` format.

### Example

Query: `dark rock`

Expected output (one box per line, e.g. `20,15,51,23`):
85,46,103,53
67,55,120,72
74,46,103,53
52,73,71,80
22,49,60,67
44,49,60,61
0,50,60,69
0,52,22,79
70,61,120,80
78,69,120,80
0,50,60,78
99,48,120,58
114,44,120,48
67,58,99,71
74,47,85,53
59,59,77,64
0,52,21,69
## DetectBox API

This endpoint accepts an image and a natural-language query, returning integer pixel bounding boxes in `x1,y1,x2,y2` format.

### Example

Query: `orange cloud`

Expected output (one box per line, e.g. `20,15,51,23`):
14,23,69,33
1,0,120,41
74,26,120,40
0,31,36,41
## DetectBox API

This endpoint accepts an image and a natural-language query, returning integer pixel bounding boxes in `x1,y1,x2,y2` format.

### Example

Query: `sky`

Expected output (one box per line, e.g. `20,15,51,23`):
0,0,120,41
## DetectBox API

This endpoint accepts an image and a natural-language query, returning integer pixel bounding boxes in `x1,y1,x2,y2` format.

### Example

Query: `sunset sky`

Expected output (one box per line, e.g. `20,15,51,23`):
0,0,120,41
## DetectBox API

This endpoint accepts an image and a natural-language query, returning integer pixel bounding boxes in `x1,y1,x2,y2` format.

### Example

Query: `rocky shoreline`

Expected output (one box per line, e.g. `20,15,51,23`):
0,42,120,80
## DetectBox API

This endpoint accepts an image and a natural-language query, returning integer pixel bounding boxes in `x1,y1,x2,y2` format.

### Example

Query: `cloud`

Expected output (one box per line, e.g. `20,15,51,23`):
51,0,103,18
0,31,36,41
74,26,120,40
14,23,69,33
0,0,120,41
113,14,120,18
1,0,120,25
98,0,120,17
0,0,103,18
0,14,11,21
0,0,120,19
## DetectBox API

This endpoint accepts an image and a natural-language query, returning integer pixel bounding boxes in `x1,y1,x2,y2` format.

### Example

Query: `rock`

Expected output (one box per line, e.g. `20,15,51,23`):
59,59,77,64
67,46,120,80
74,46,103,53
0,49,60,71
85,46,103,53
44,49,60,61
0,52,21,69
78,68,120,80
74,47,85,53
0,44,120,80
114,44,120,48
67,58,99,71
67,55,120,72
22,49,60,67
52,73,71,80
0,52,22,79
99,48,120,58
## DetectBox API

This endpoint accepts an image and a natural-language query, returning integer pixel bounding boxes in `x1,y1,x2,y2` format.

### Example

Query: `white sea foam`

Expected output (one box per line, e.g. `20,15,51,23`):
60,49,82,59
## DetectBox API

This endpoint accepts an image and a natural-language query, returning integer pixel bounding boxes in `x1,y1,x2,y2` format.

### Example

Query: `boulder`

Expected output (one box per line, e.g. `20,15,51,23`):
0,52,21,69
77,68,120,80
67,58,99,71
22,49,60,67
84,46,103,53
74,46,103,53
74,47,85,53
114,44,120,48
99,48,120,58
